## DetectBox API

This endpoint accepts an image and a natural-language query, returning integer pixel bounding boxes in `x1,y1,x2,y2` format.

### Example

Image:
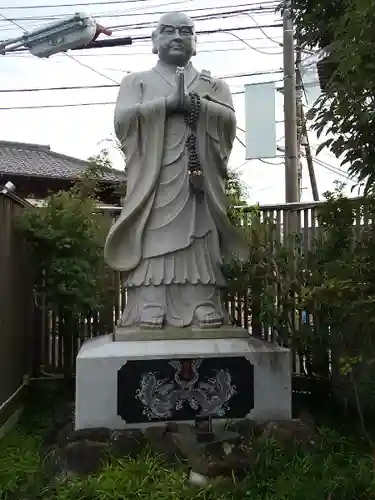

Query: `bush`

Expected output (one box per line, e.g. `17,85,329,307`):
224,185,375,423
300,186,375,420
17,167,113,378
223,207,307,346
18,190,109,316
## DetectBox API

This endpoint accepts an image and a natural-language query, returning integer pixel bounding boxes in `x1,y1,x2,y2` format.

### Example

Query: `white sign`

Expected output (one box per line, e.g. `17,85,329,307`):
245,82,277,159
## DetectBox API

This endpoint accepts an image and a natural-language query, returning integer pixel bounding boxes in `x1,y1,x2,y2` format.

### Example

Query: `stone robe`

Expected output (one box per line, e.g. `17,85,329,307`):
104,61,246,327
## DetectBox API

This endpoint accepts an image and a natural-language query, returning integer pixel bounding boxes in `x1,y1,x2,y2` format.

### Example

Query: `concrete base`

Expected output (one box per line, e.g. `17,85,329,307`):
113,325,251,342
75,329,292,430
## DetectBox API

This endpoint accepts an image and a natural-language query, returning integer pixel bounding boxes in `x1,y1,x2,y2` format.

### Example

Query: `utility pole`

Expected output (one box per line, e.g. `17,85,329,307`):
296,49,320,201
296,48,303,199
283,0,299,206
302,110,320,201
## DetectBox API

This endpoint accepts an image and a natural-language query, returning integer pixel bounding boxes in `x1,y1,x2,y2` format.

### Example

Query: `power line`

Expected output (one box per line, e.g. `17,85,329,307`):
0,0,278,10
0,4,279,23
236,135,245,148
0,10,281,42
278,142,352,181
109,6,278,25
0,9,277,33
0,101,116,110
260,158,284,165
0,88,253,110
313,157,352,181
237,129,347,177
63,52,120,84
0,85,121,93
50,45,282,58
99,34,284,48
0,0,167,10
0,11,24,31
3,23,283,53
0,10,284,114
225,30,282,56
0,0,193,30
0,69,283,93
111,14,279,33
3,36,284,58
185,24,283,38
245,12,282,47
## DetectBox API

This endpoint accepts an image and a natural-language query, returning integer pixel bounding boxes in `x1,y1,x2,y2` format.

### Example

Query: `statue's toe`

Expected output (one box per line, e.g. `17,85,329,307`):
139,305,165,329
194,305,223,329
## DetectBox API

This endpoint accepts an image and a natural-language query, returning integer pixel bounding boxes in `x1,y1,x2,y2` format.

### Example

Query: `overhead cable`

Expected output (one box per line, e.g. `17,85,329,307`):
245,13,282,47
0,70,283,94
3,23,283,52
5,40,284,59
0,0,278,10
0,3,279,22
0,88,259,110
224,30,282,55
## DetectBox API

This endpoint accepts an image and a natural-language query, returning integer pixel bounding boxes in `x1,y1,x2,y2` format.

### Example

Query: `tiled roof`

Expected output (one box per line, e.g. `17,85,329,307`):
0,141,126,183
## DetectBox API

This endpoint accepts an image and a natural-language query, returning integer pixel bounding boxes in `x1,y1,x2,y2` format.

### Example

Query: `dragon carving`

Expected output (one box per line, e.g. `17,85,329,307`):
135,359,236,420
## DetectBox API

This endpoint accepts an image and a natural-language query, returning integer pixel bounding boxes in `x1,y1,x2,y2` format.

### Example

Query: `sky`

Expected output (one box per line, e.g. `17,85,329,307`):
0,0,358,205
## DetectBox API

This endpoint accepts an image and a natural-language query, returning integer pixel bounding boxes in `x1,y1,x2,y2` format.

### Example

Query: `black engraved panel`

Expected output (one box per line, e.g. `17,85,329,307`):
117,356,254,424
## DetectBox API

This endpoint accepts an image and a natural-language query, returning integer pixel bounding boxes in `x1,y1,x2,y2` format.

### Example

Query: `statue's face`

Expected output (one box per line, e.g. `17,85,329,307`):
152,13,196,66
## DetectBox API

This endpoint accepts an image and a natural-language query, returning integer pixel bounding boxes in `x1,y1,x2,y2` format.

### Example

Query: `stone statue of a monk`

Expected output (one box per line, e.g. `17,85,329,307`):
104,12,246,330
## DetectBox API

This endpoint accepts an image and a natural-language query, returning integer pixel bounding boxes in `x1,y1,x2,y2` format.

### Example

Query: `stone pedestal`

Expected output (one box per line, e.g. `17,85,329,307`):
75,328,291,430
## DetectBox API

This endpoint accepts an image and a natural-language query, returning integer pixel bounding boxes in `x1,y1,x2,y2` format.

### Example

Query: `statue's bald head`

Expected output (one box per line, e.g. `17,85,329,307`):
152,12,197,66
157,12,195,31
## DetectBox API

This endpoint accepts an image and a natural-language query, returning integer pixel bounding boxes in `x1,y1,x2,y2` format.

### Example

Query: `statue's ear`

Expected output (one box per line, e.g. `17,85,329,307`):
151,30,158,54
192,34,197,56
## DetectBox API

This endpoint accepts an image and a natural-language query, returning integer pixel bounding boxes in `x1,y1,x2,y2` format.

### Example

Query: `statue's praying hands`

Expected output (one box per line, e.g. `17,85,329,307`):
166,67,191,114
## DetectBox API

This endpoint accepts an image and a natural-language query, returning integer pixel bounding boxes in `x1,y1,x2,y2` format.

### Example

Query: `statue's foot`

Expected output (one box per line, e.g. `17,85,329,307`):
194,305,223,329
139,305,165,329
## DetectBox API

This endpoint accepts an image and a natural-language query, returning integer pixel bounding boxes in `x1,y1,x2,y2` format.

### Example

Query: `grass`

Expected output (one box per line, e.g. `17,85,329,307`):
46,440,375,500
1,393,375,500
0,401,50,500
0,429,42,499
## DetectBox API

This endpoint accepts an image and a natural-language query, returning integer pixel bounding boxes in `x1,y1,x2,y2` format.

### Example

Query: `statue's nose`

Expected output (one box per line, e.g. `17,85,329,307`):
172,30,182,41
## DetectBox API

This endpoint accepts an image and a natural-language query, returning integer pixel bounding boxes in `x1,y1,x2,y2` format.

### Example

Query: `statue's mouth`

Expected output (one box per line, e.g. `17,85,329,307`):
169,44,184,51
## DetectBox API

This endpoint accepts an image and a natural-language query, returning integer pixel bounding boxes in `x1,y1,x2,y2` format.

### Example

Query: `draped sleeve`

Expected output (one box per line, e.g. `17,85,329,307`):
197,78,248,261
200,79,236,174
104,73,167,271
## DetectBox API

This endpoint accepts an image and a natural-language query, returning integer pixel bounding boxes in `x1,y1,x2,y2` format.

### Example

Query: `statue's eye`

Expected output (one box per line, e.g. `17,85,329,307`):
161,26,175,34
179,27,193,35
